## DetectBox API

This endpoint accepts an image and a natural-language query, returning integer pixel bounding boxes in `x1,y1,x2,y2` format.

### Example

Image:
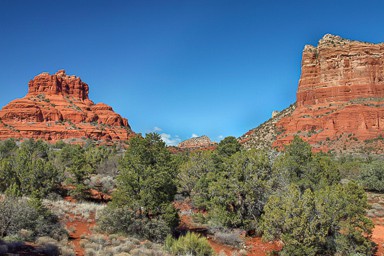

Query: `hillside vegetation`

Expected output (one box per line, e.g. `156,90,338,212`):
0,135,383,255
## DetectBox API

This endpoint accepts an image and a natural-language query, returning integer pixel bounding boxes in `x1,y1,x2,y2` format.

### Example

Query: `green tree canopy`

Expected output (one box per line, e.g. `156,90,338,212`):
262,182,374,255
0,139,61,198
208,149,273,229
99,133,179,242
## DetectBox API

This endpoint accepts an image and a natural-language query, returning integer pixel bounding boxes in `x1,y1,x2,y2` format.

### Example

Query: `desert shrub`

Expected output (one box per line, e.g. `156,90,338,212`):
86,174,115,194
0,196,66,240
164,232,214,256
177,151,214,197
80,232,166,256
0,139,62,198
262,182,375,255
35,236,75,256
207,149,273,229
359,160,384,192
272,136,340,192
336,156,364,180
58,144,93,199
213,231,243,248
98,205,177,242
99,133,179,242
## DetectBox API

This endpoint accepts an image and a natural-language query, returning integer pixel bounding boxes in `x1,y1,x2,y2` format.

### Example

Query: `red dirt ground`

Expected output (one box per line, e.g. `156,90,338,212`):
65,214,95,256
208,238,238,255
245,237,282,256
372,222,384,256
61,194,384,256
63,196,96,256
175,200,282,256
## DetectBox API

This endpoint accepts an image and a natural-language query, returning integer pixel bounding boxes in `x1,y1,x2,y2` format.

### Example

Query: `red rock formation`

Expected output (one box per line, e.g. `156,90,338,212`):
272,34,384,153
178,135,217,150
0,70,134,143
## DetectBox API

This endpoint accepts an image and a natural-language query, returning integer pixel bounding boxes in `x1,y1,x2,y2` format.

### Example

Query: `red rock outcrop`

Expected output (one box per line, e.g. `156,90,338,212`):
178,135,217,150
272,34,384,153
0,70,134,143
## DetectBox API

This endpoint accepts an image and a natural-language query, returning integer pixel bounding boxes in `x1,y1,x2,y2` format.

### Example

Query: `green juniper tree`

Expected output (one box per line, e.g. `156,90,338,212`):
98,133,179,242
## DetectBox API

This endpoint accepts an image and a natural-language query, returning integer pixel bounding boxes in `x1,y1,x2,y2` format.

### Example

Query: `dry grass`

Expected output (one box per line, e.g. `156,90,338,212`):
367,192,384,219
79,233,168,256
43,198,106,219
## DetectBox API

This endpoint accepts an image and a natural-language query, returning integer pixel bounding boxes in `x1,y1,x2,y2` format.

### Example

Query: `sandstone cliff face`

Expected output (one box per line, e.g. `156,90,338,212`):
242,35,384,154
275,35,384,153
178,135,217,150
0,70,134,143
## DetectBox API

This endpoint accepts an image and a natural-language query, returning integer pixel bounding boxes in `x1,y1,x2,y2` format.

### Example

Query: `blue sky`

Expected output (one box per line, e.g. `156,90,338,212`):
1,0,384,145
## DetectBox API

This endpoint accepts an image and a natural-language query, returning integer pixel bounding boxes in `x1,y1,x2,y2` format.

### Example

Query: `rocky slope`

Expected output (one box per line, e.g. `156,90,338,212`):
239,104,295,150
242,34,384,154
178,135,217,150
0,70,134,143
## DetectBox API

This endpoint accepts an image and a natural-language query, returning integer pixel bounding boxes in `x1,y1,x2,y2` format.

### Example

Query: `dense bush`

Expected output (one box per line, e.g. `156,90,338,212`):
359,160,384,192
176,136,374,255
98,205,178,242
99,133,180,242
208,149,273,229
272,136,340,192
164,232,214,256
0,196,66,240
262,182,374,255
0,134,376,255
0,139,62,197
0,138,122,199
177,151,214,197
259,137,375,255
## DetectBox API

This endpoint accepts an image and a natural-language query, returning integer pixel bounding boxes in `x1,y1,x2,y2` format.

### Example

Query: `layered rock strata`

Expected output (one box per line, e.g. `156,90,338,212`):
242,35,384,154
0,70,134,142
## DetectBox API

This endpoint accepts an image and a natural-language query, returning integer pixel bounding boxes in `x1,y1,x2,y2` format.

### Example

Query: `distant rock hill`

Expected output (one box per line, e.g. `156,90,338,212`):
241,34,384,154
178,135,217,150
0,70,134,143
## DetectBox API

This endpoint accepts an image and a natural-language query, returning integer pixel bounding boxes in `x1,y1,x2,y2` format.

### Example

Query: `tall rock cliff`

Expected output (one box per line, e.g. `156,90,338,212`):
0,70,134,143
242,34,384,154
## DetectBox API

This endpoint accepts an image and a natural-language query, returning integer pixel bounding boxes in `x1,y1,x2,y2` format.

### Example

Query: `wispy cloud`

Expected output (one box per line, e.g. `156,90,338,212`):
192,133,199,138
153,126,162,132
160,133,181,146
218,135,224,140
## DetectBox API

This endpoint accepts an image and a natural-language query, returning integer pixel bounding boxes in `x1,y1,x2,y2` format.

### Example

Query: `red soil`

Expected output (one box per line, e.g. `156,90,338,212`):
175,200,282,256
61,195,381,256
208,239,238,255
63,196,96,256
245,237,282,256
372,223,384,256
66,214,94,256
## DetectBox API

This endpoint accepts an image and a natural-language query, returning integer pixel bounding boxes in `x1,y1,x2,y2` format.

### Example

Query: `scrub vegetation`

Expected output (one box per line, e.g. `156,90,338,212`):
0,135,381,255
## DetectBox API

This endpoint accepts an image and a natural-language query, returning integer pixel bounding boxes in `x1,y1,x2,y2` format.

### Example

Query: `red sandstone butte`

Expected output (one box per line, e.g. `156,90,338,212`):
273,34,384,152
0,70,134,142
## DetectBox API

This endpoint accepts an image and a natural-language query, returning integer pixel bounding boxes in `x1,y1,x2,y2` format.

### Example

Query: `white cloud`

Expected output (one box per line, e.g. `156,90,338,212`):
191,133,199,138
153,126,162,132
160,133,181,146
218,135,224,140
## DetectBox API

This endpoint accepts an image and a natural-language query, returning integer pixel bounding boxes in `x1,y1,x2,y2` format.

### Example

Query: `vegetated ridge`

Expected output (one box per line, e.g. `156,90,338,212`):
241,34,384,154
239,104,295,150
0,70,134,143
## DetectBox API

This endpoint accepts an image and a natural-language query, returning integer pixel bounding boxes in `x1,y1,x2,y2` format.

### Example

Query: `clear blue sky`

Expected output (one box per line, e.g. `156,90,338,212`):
1,0,384,145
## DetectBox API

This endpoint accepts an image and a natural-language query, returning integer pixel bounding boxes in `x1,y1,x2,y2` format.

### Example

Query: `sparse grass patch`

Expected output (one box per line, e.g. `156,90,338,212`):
213,231,244,248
